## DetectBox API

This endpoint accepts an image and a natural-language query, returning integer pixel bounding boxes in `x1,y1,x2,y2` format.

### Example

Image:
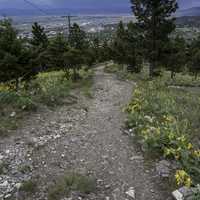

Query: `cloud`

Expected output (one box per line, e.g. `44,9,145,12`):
0,0,199,9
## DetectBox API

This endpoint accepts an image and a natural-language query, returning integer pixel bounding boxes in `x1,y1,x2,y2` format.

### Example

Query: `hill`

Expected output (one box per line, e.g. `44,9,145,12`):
176,16,200,27
0,7,131,16
177,7,200,17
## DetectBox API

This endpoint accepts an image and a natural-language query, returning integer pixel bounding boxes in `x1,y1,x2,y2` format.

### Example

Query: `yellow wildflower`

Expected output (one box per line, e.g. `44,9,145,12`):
187,143,193,150
193,150,200,158
175,170,192,187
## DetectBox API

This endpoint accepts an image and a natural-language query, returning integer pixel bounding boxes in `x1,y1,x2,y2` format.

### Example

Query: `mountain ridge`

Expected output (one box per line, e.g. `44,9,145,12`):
0,7,200,17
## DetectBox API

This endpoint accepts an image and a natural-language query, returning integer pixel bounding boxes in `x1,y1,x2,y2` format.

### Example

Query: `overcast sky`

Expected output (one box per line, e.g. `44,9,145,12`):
0,0,199,10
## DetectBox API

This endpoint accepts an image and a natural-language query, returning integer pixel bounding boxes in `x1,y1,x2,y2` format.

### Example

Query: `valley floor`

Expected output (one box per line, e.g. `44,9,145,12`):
0,66,170,200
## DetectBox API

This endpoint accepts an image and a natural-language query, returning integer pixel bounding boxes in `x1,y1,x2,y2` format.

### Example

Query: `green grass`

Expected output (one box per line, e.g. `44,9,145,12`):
19,164,32,174
126,65,200,87
0,68,94,136
104,63,124,74
48,172,96,200
32,70,72,106
0,161,8,175
20,180,37,193
125,75,200,188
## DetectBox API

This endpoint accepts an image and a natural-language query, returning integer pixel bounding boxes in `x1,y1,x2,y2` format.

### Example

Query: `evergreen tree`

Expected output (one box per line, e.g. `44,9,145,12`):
91,36,100,62
44,33,69,71
30,22,49,73
189,50,200,79
111,21,127,67
31,22,48,48
68,23,88,50
112,21,143,73
130,0,178,77
125,22,143,73
84,48,96,69
99,40,111,62
164,36,186,79
0,19,34,90
63,48,83,81
188,35,200,79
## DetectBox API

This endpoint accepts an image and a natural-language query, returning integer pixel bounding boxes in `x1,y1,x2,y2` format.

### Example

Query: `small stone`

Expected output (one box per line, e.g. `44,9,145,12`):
172,190,183,200
178,187,194,199
0,180,9,187
0,154,4,160
129,129,133,133
130,156,143,161
123,130,130,135
54,134,61,139
10,112,16,117
5,150,10,154
15,183,22,190
61,154,65,158
156,160,171,177
126,187,135,199
113,188,120,200
5,193,12,199
105,197,110,200
97,179,103,184
105,184,111,189
150,189,155,193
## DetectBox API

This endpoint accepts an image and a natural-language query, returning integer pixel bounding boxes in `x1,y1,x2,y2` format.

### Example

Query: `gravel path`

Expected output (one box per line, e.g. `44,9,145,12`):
0,66,171,200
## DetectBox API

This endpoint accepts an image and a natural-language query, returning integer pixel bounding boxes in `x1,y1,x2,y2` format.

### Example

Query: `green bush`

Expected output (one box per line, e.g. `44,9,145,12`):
20,180,37,193
48,172,96,200
104,64,123,73
0,91,36,110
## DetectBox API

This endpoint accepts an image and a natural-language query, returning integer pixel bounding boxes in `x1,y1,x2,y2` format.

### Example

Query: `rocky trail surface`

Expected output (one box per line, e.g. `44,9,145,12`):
0,66,171,200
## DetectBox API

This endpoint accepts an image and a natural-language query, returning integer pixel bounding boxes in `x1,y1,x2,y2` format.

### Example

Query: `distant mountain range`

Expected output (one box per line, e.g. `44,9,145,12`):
0,7,131,17
177,7,200,17
0,7,200,17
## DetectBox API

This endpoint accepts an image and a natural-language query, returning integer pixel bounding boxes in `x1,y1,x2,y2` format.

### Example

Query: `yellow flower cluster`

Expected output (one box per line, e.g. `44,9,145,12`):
163,115,175,123
125,98,142,113
0,84,10,92
193,150,200,158
175,170,192,187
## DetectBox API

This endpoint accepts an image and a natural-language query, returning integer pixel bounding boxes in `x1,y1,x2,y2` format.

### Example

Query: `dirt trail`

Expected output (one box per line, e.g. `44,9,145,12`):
0,66,170,200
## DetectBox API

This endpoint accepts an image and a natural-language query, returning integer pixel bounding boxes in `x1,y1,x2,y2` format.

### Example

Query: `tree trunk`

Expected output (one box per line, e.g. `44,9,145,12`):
150,8,157,78
15,78,19,91
73,68,78,81
195,72,198,80
149,63,154,78
171,71,175,80
64,68,70,80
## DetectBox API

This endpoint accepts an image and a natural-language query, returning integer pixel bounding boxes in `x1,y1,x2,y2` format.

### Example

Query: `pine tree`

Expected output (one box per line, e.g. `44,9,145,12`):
112,21,142,73
190,50,200,79
68,23,88,50
125,21,143,73
31,22,48,48
99,40,111,62
91,36,100,62
188,35,200,79
0,19,34,90
44,33,69,71
111,21,127,67
130,0,178,77
84,48,96,69
63,48,83,81
164,36,186,79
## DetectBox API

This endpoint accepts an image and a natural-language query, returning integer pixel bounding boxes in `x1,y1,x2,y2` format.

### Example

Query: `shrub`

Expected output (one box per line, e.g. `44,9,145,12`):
48,172,96,200
20,180,37,193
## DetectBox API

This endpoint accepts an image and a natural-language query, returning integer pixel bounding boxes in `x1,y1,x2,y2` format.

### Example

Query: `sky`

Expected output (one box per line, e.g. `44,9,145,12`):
0,0,199,10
